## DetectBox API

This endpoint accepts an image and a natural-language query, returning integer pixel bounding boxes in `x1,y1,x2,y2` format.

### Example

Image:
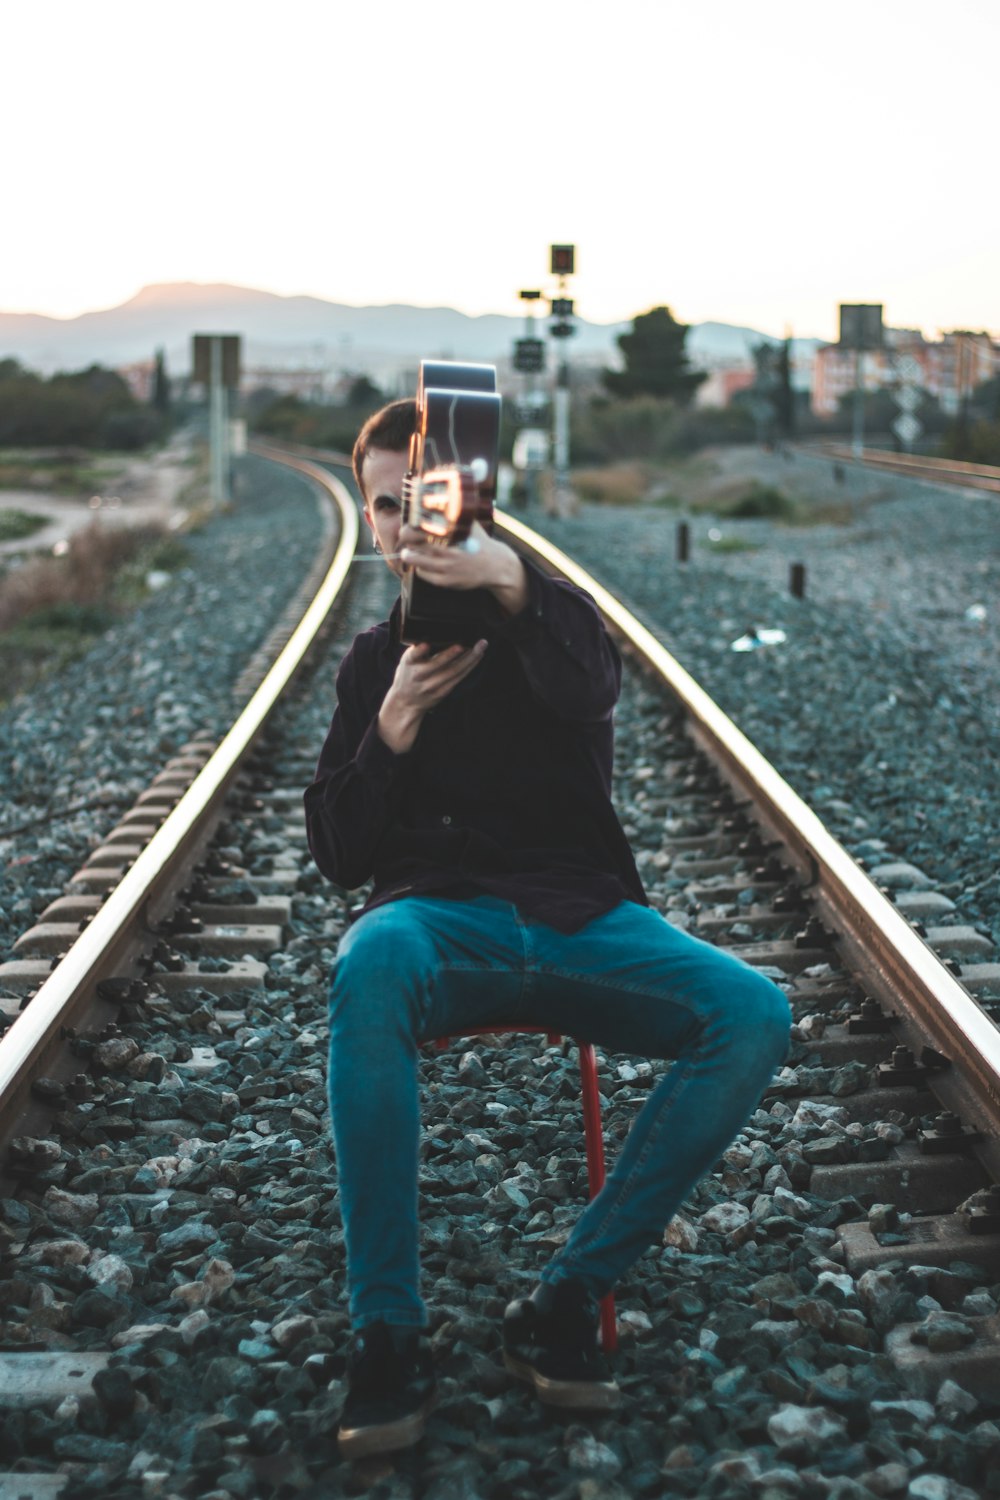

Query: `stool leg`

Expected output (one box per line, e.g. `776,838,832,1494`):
577,1042,617,1353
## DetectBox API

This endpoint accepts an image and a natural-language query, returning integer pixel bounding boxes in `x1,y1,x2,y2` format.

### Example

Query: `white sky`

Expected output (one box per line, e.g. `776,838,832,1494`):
3,0,998,342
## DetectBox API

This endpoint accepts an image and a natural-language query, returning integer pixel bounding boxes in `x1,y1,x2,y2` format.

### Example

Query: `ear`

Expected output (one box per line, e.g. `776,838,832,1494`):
362,506,374,536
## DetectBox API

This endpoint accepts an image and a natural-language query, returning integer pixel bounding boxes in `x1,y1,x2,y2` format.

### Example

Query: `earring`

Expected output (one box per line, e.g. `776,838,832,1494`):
373,538,382,555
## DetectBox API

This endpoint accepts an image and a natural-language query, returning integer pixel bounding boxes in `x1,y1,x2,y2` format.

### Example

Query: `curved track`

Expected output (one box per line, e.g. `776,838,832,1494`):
820,445,1000,494
1,442,1000,1495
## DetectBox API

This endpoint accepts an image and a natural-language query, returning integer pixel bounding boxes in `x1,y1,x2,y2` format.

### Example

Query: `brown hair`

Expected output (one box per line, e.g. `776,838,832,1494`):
352,398,416,501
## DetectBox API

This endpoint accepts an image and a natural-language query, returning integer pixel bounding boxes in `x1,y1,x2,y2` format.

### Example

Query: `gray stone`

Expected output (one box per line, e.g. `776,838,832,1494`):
767,1403,848,1450
566,1433,623,1475
699,1201,750,1234
41,1187,99,1227
156,1218,219,1255
201,1356,257,1402
860,1463,910,1497
912,1311,977,1352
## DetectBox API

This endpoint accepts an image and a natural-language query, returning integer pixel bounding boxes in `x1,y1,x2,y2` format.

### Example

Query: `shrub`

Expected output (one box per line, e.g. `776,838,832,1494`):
23,600,116,632
704,535,760,554
0,509,48,542
940,418,1000,467
572,462,650,506
723,482,799,520
0,520,189,702
0,521,167,631
573,396,755,465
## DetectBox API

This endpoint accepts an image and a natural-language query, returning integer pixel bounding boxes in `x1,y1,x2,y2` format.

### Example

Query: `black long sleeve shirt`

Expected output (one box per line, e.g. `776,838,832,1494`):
304,557,648,933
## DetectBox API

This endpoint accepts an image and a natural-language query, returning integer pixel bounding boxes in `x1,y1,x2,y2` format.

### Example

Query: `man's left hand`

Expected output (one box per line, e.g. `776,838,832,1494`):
400,522,529,616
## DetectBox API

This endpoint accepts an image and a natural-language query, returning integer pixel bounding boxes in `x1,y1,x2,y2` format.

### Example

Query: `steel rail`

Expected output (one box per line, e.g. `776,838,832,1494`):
821,445,1000,494
0,450,358,1138
496,508,1000,1149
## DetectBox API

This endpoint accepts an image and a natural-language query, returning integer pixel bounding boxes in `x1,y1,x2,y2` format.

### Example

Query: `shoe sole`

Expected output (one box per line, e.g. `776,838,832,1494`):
503,1349,621,1411
337,1392,437,1461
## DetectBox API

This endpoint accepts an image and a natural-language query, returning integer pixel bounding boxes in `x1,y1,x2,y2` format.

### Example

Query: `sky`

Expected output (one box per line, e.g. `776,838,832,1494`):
3,0,998,343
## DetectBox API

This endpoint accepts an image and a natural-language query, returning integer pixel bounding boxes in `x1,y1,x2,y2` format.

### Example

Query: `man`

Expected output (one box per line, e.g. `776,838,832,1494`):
304,399,790,1461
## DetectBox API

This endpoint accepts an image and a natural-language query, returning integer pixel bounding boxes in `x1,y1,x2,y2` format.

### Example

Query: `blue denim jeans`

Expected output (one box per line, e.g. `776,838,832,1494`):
327,896,790,1330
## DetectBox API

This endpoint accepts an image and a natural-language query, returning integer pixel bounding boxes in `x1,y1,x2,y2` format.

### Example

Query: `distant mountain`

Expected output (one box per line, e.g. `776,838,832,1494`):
0,282,823,382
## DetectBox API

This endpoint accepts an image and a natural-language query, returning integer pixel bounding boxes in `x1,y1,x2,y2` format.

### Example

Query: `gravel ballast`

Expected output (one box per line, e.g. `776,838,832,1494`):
530,449,999,951
0,455,327,965
2,451,1000,1498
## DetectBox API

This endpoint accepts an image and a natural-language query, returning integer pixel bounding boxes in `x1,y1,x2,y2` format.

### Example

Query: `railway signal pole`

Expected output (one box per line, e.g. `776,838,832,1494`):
192,334,241,508
549,244,576,515
512,290,546,508
838,304,882,460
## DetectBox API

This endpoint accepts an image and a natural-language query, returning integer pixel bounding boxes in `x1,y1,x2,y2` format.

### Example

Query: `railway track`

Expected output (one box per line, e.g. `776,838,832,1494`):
819,445,1000,495
1,443,999,1498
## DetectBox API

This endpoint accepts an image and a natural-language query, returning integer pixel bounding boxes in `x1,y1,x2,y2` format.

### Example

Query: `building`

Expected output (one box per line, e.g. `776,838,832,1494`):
694,366,755,408
117,359,156,402
241,366,331,400
927,332,998,415
811,329,999,416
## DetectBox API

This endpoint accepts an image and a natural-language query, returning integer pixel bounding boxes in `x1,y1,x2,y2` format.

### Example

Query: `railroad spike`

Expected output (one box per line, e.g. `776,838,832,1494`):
920,1046,952,1073
96,977,149,1006
917,1111,981,1155
847,996,895,1034
959,1185,1000,1236
795,916,834,949
150,940,185,972
877,1046,929,1087
773,885,809,914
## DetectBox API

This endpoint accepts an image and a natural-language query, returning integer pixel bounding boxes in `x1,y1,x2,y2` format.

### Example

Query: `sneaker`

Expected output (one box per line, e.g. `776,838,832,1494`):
502,1280,620,1410
337,1322,437,1460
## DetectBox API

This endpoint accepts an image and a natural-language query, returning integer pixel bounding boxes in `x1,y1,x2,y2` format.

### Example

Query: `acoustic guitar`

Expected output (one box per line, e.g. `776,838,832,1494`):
400,360,502,646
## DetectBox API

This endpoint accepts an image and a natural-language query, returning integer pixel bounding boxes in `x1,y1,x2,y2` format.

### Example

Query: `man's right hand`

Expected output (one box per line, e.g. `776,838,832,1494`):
377,639,487,754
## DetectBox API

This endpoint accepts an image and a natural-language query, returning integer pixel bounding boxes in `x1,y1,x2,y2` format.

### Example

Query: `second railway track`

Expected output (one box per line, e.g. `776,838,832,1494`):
1,444,999,1499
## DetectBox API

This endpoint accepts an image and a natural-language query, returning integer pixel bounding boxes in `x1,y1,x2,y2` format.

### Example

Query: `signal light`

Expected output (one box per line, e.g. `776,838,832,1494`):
550,244,575,277
514,338,545,372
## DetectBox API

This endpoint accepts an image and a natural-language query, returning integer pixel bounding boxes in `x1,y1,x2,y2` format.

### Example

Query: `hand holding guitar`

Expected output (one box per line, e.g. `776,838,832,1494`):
400,522,529,616
377,639,487,754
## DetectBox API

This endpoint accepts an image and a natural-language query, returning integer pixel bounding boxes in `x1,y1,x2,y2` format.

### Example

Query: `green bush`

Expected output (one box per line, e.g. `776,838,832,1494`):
0,602,113,705
23,600,116,633
0,361,167,450
0,522,188,703
572,396,755,465
252,386,385,457
704,535,760,553
0,509,48,541
724,482,799,520
940,418,1000,466
572,462,650,506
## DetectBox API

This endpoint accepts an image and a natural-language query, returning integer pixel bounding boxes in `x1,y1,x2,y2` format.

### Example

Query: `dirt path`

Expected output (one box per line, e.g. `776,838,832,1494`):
0,436,198,557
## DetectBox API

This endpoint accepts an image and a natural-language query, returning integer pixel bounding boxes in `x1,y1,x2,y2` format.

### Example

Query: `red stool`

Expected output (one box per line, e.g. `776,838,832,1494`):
431,1026,617,1351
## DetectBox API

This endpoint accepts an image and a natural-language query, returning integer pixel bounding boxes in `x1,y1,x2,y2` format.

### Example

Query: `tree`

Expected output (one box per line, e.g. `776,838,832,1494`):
345,374,382,409
152,347,171,415
775,337,795,437
602,307,706,404
0,361,154,449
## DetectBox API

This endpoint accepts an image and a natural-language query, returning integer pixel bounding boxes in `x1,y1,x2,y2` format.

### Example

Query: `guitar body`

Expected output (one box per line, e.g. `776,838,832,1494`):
400,362,502,646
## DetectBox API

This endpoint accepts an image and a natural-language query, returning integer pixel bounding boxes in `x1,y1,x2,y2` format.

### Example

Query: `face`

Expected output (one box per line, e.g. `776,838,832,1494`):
361,447,408,578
